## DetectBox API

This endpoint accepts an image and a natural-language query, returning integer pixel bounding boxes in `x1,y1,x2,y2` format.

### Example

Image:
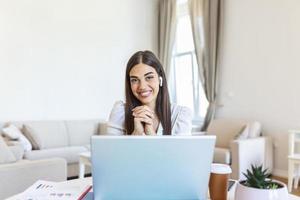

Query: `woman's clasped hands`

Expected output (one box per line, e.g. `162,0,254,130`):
131,105,158,136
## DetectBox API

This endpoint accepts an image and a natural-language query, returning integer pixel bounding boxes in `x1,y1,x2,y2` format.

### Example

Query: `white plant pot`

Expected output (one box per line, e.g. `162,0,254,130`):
234,180,288,200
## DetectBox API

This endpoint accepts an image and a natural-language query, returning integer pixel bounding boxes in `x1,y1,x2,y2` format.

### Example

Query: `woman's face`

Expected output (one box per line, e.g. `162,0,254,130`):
129,63,160,108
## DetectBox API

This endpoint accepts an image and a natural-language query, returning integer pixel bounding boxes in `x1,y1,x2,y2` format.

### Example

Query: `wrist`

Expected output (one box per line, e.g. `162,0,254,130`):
145,125,155,135
132,129,145,135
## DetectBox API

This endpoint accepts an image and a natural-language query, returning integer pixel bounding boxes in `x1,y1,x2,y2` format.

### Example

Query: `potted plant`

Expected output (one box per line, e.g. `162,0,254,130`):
235,165,288,200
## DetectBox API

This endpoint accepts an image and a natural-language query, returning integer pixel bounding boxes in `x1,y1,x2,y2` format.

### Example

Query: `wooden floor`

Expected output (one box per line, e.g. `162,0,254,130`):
272,176,300,196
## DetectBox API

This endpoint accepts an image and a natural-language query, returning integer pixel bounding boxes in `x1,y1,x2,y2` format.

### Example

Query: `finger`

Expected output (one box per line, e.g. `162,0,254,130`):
133,110,154,119
142,105,155,114
133,117,144,124
134,116,151,124
133,106,155,116
134,108,153,115
136,116,153,125
132,130,145,136
133,113,154,123
132,105,154,114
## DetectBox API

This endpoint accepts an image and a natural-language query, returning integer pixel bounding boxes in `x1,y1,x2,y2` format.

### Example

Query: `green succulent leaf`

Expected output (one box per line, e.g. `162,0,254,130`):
241,164,279,189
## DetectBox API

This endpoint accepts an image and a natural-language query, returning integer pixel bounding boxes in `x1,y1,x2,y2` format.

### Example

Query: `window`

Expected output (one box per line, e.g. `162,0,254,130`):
169,0,208,123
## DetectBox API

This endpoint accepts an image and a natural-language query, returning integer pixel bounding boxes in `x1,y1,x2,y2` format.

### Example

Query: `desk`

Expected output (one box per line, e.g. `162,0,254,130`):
7,177,300,200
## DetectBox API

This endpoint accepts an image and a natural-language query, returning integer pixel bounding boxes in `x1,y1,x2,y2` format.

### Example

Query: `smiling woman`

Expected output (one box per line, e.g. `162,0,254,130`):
107,50,192,136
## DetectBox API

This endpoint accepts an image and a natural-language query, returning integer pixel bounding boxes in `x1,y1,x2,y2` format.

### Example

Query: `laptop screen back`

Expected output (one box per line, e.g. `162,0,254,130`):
91,135,216,200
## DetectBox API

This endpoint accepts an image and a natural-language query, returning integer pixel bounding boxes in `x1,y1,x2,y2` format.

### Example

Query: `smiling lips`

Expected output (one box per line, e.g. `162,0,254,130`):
138,90,152,98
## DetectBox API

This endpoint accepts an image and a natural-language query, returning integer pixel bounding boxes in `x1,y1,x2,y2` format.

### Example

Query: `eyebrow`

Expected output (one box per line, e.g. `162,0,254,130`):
129,72,155,79
144,72,154,76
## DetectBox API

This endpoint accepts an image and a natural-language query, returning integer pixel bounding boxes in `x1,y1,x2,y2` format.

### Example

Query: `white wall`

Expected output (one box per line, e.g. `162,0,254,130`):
0,0,158,121
217,0,300,176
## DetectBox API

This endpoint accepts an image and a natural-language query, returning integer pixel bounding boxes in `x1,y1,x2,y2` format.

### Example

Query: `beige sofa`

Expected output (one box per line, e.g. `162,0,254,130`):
205,118,273,180
1,120,107,177
0,119,107,199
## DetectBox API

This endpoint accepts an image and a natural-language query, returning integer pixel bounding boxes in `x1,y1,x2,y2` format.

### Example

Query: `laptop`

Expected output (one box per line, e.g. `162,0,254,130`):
90,135,216,200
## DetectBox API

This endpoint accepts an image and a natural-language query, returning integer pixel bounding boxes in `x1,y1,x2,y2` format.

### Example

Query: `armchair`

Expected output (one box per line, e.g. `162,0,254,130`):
206,118,273,180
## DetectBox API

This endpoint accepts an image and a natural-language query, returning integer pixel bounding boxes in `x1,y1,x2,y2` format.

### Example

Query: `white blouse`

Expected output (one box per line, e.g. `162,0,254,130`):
107,101,192,135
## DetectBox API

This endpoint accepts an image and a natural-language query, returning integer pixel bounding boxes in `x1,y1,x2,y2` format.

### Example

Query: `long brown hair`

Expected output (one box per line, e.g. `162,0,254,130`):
124,50,171,135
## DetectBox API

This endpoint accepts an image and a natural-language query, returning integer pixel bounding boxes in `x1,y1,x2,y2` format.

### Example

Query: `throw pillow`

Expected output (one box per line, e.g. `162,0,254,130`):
0,136,16,164
8,144,25,161
2,135,14,145
2,124,32,152
248,121,262,138
234,124,249,140
22,125,41,150
2,124,21,140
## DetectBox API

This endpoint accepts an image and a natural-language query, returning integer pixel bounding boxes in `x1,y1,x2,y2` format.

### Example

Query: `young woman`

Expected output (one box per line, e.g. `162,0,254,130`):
107,50,192,135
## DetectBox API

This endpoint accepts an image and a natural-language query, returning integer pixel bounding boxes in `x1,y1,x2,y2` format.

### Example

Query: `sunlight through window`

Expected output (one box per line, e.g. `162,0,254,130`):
170,1,208,122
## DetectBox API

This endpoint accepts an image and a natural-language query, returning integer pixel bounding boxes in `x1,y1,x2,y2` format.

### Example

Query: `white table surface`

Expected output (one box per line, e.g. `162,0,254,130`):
7,177,300,200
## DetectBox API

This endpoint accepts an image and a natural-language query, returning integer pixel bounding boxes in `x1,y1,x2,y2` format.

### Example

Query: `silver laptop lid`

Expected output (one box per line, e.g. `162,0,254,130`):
91,135,216,200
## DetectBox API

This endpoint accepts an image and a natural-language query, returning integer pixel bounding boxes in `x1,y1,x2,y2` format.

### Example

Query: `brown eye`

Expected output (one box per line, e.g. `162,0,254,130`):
130,78,138,84
145,76,154,81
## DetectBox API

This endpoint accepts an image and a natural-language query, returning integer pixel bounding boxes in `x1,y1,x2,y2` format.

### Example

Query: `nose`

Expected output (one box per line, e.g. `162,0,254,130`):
138,79,147,90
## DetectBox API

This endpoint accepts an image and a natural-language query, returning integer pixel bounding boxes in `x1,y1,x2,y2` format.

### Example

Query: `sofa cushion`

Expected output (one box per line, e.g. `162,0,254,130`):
6,121,23,130
213,147,231,164
24,146,88,164
2,124,21,139
0,136,16,164
207,119,249,148
65,120,99,146
22,125,41,150
2,124,32,152
234,125,249,140
248,121,262,138
21,121,68,149
8,143,24,161
2,136,15,146
98,121,108,134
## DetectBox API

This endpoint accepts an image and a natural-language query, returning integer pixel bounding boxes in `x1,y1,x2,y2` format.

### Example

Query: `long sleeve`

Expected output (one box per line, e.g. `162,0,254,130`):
171,105,192,135
106,101,126,135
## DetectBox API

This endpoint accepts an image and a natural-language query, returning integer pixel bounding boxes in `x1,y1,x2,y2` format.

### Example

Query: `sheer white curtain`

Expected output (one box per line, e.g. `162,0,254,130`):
158,0,177,80
188,0,223,130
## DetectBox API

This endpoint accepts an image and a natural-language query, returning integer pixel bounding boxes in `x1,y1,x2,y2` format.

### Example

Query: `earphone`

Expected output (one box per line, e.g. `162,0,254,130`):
159,76,163,87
